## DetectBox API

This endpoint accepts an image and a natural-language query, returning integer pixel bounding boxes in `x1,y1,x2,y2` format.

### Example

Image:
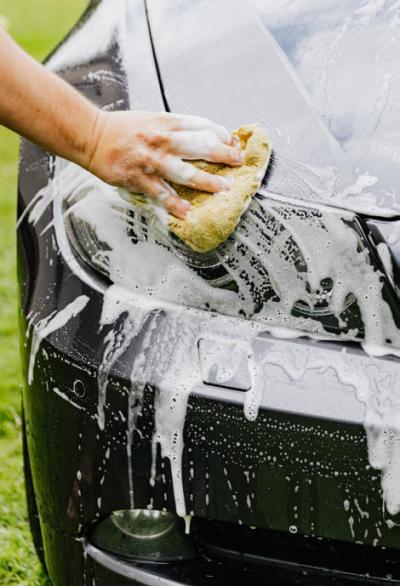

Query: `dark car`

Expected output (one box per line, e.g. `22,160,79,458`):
18,0,400,584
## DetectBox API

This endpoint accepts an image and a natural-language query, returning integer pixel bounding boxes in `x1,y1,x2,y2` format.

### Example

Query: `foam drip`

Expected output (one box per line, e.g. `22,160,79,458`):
261,342,400,515
28,295,89,385
20,135,400,530
34,158,400,517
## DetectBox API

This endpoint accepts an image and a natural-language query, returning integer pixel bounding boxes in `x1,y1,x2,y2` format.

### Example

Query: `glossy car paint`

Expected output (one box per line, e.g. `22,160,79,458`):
18,0,400,584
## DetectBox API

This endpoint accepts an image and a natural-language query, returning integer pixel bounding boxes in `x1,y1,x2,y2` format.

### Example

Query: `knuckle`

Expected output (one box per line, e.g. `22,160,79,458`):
136,130,149,143
167,198,181,213
126,172,145,192
150,155,166,176
135,149,150,168
144,131,171,149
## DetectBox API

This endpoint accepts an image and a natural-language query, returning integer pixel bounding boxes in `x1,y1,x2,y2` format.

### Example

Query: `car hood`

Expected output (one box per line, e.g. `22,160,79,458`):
146,0,400,217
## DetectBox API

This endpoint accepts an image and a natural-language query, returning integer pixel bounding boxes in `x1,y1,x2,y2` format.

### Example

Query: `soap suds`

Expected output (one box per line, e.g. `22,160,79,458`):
53,387,85,411
252,0,400,215
23,0,400,526
36,157,400,518
28,295,89,385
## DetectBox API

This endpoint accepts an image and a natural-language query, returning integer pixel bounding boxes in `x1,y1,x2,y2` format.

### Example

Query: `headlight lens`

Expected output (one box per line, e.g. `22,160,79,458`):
59,163,400,351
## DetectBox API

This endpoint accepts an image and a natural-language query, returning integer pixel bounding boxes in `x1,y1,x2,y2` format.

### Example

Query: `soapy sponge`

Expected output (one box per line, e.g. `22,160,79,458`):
125,125,271,253
169,124,271,252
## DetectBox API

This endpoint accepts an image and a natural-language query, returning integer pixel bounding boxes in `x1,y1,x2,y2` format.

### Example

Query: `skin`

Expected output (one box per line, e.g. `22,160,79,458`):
0,28,244,219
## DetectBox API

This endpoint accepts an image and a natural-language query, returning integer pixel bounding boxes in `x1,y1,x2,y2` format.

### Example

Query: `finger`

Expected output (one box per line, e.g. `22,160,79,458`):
206,143,245,166
143,112,234,145
167,130,236,161
140,176,191,219
160,157,233,193
174,114,231,144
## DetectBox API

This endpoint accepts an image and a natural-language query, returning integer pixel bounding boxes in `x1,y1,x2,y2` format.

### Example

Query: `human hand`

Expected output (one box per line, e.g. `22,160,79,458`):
86,111,244,219
0,30,245,217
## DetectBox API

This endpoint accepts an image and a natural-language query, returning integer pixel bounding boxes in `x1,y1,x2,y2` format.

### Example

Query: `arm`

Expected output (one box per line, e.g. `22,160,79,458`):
0,28,243,218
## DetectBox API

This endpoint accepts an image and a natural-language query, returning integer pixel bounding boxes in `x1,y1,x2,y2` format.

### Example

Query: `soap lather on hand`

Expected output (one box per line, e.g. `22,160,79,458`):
0,28,253,228
169,125,271,252
91,111,246,220
128,123,271,253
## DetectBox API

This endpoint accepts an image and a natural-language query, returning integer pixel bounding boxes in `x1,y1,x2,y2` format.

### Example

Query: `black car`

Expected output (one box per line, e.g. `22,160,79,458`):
18,0,400,584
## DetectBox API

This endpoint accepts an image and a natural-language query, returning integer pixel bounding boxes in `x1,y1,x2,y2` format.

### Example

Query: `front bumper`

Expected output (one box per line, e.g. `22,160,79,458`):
16,3,400,583
23,331,396,543
22,328,400,586
43,520,400,586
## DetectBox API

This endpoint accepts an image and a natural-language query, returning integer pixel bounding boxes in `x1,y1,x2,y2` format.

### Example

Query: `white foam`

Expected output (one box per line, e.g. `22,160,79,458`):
260,342,400,515
38,157,400,517
25,0,400,518
28,295,89,385
53,387,85,411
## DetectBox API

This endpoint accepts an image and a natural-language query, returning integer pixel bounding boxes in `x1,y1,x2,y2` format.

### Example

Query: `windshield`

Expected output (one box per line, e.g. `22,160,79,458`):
252,0,400,211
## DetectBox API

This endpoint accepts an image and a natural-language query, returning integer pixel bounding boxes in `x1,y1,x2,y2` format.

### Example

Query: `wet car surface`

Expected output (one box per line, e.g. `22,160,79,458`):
18,1,400,584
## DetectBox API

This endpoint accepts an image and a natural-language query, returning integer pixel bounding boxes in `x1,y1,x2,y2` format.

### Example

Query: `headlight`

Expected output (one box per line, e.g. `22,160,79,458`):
59,162,400,353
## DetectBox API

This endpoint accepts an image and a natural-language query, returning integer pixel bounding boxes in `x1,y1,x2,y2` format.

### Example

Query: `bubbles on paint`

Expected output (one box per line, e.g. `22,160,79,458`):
28,296,89,385
27,142,400,527
58,160,400,359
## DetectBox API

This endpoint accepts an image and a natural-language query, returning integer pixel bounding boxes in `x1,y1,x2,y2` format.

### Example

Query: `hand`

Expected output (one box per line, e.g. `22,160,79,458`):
86,111,244,219
0,30,245,217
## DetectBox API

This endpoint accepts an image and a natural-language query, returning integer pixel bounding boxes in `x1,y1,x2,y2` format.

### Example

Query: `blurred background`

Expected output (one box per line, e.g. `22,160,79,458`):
0,1,86,583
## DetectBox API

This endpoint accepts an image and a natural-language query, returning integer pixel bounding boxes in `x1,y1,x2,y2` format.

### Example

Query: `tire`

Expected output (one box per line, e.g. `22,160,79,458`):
22,411,47,571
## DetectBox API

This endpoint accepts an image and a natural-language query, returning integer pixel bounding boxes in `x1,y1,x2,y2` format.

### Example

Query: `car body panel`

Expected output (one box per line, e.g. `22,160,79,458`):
17,1,400,584
146,0,351,206
251,0,400,213
147,0,400,216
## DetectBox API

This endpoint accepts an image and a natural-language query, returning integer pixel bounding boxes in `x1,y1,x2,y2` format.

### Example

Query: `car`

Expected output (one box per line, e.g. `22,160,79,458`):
18,0,400,584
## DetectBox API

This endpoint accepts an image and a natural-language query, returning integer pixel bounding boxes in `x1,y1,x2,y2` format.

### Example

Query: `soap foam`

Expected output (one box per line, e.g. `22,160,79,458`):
28,295,89,385
24,157,400,519
23,0,400,521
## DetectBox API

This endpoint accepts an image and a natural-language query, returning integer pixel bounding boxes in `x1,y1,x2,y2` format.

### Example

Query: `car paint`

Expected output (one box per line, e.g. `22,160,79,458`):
17,0,400,584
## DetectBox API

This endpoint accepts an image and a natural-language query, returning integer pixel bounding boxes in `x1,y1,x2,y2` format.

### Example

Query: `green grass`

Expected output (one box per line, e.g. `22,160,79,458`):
0,1,87,583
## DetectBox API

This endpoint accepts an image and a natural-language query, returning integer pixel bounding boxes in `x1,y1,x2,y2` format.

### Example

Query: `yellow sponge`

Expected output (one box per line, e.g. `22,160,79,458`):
169,124,271,252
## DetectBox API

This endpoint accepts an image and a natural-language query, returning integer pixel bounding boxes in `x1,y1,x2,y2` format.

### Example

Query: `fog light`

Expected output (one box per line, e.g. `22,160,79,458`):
90,509,196,562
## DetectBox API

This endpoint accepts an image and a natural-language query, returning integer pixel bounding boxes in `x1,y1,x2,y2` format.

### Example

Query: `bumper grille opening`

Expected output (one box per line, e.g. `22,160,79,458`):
191,518,400,583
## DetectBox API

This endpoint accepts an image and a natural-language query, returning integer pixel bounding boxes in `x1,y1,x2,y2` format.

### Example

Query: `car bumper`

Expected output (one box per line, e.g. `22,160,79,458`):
42,524,400,586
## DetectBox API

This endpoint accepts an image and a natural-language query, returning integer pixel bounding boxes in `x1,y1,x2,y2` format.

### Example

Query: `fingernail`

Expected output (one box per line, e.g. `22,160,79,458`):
181,199,191,208
238,151,245,163
233,136,240,148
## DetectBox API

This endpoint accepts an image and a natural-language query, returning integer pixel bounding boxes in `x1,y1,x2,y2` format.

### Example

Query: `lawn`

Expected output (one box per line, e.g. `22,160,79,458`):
0,1,86,583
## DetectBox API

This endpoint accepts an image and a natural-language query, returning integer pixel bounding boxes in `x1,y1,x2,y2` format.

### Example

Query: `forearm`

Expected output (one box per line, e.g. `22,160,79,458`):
0,28,243,218
0,28,99,167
